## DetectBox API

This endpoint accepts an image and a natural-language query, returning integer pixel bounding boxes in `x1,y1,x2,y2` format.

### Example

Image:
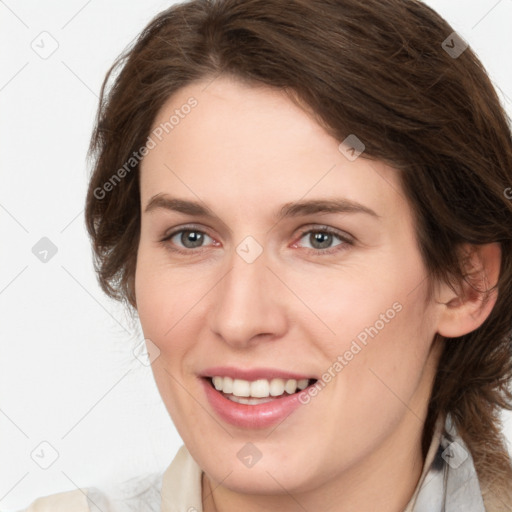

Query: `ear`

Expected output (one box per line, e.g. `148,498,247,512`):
435,242,501,338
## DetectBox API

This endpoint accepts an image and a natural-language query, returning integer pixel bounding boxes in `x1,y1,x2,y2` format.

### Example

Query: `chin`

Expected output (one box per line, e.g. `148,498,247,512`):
195,439,325,494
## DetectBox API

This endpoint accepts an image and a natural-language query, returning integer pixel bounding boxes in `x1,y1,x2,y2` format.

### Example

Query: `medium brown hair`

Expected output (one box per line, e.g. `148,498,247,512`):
85,0,512,504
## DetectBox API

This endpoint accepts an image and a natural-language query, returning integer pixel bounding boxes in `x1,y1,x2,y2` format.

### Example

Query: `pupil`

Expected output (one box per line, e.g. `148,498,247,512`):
311,232,331,249
182,230,203,248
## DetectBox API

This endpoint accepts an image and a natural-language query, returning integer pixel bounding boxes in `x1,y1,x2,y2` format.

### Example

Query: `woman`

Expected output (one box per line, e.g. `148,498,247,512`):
21,0,512,510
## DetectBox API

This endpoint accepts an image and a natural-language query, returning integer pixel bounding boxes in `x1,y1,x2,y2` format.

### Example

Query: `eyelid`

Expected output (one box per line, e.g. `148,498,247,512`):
294,224,354,243
161,223,215,242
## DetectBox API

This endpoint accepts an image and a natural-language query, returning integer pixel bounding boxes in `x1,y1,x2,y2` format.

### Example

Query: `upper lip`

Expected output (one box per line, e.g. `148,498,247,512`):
200,366,315,381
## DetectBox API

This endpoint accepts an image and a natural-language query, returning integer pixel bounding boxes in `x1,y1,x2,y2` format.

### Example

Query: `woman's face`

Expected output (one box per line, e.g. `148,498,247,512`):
135,75,444,494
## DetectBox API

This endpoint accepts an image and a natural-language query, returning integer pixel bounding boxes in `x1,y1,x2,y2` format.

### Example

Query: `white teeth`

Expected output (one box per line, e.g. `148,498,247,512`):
250,379,270,398
269,378,285,396
223,376,233,394
228,395,275,405
232,379,250,397
285,379,297,394
297,379,308,390
212,376,223,390
210,376,311,398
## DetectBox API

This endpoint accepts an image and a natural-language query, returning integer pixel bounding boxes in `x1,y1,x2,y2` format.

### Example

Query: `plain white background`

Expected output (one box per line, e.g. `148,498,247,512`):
1,0,511,509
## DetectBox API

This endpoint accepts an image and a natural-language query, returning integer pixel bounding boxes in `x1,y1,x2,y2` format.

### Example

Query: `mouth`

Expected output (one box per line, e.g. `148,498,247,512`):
205,376,318,405
199,371,319,429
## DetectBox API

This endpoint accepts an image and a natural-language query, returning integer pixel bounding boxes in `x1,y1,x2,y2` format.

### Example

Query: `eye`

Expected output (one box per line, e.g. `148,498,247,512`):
293,226,353,254
159,225,353,256
160,227,216,253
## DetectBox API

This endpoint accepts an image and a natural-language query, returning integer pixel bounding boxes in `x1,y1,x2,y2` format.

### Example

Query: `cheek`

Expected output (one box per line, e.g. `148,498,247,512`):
302,247,435,407
326,288,436,435
135,246,204,346
135,255,207,430
288,257,426,357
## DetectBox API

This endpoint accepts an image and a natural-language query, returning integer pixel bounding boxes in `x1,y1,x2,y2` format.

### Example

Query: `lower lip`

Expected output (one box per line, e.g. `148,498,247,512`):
201,378,309,429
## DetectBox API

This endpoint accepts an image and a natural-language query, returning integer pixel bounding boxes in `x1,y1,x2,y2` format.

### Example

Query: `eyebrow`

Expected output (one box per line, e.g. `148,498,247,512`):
144,194,379,220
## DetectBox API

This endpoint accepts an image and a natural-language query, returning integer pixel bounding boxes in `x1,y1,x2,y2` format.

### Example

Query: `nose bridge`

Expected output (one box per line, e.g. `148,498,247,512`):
209,238,285,347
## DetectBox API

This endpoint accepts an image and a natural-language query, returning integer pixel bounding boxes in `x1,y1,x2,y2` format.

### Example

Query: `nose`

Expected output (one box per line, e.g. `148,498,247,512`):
208,244,288,349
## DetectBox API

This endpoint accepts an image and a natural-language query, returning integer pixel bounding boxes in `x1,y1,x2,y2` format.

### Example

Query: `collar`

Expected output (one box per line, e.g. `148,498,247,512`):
408,412,486,512
161,444,203,512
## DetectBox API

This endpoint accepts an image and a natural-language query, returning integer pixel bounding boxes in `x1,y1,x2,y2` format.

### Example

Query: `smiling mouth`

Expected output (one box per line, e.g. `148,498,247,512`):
206,376,318,405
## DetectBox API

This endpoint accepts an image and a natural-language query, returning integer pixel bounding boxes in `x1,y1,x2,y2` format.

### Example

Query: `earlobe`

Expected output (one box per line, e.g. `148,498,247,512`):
435,242,501,338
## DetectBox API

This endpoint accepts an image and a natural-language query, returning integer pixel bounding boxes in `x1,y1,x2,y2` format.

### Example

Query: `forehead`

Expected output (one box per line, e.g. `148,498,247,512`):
139,75,407,221
146,75,333,165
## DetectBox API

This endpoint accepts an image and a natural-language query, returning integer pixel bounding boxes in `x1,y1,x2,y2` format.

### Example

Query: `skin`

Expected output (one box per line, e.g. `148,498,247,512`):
134,75,499,512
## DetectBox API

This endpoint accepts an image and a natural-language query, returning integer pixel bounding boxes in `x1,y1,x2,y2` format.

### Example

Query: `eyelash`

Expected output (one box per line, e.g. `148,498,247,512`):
159,224,354,256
